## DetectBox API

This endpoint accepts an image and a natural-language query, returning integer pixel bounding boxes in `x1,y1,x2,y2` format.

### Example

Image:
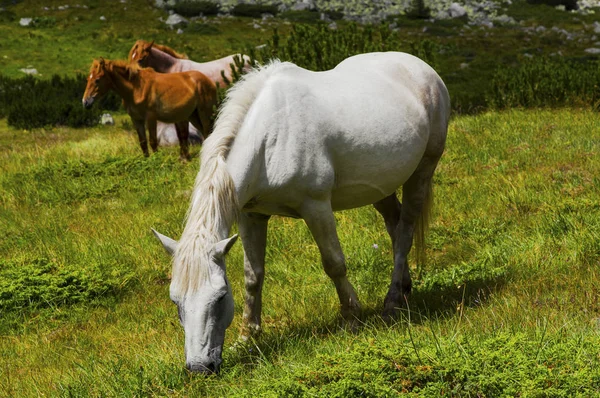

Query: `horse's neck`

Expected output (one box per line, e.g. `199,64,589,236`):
182,159,239,242
107,65,138,104
149,48,178,72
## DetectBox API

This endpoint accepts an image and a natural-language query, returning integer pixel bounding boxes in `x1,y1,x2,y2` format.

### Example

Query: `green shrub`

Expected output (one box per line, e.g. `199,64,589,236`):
231,3,278,18
0,257,134,311
0,73,120,129
251,23,438,73
279,10,321,23
31,16,57,28
488,56,600,109
185,21,221,35
406,0,431,19
168,0,220,17
526,0,578,10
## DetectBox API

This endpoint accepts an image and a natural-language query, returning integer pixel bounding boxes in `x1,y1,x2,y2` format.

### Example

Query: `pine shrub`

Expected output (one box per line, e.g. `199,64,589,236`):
488,56,600,109
0,73,120,129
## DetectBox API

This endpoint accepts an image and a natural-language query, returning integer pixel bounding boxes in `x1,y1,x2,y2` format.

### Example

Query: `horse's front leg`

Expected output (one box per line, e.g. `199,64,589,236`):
174,121,190,161
146,116,159,153
238,212,270,340
132,118,149,157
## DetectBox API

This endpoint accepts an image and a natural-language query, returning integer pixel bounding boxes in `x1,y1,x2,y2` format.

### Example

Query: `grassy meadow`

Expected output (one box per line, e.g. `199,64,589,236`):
1,0,600,396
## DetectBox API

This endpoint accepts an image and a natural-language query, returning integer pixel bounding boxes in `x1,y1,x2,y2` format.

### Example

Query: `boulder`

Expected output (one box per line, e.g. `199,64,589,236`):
291,0,315,11
585,48,600,54
100,113,114,125
165,13,188,27
448,3,467,18
19,17,32,26
20,67,38,75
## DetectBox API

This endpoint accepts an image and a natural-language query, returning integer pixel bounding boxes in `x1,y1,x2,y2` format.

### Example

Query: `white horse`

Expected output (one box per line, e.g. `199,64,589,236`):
153,52,450,374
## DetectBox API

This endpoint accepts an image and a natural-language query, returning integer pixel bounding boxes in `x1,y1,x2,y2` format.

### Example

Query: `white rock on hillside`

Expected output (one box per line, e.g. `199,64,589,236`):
100,113,115,126
166,13,188,27
19,17,33,26
20,67,38,75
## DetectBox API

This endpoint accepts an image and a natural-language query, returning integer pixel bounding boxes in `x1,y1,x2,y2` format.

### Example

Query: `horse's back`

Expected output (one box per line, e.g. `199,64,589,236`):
227,53,449,213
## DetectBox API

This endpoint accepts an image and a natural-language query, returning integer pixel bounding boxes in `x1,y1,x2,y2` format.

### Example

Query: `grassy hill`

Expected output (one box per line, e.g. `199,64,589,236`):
1,0,600,396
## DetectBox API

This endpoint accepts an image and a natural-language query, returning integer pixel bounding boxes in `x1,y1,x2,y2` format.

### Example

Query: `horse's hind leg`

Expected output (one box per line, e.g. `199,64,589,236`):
189,108,211,141
174,121,190,160
132,118,149,157
301,200,361,323
381,155,441,318
374,193,402,248
238,212,270,340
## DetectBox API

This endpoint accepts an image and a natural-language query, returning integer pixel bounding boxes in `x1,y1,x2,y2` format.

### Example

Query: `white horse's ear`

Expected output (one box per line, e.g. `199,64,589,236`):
152,228,178,256
214,235,238,258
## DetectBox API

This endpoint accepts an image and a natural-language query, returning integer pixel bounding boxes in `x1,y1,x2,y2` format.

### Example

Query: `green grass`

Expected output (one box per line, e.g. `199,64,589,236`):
2,0,600,396
1,108,599,396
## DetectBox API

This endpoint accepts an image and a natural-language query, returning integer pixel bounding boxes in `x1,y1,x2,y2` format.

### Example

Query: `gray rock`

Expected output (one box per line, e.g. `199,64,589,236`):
594,21,600,34
328,22,337,30
253,23,261,29
494,14,516,25
448,3,467,18
19,17,33,26
155,0,164,7
20,67,38,75
58,5,65,10
585,48,600,54
535,25,547,33
291,0,315,11
165,13,188,27
99,16,106,21
176,28,184,34
100,113,115,126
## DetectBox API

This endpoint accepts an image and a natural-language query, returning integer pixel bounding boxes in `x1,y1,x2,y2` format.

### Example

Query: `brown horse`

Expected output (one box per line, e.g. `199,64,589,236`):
128,40,252,88
82,58,217,159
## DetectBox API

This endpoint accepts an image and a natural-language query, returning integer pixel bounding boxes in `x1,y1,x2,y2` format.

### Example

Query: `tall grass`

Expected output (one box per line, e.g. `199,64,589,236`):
1,108,599,396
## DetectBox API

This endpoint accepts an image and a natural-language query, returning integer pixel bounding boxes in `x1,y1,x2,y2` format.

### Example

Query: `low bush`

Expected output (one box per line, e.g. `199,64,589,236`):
488,56,600,109
526,0,578,10
167,0,220,17
231,3,278,18
0,74,120,129
251,23,438,72
0,257,134,312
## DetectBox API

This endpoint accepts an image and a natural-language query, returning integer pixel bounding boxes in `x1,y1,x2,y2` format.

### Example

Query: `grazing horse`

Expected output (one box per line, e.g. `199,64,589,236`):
128,40,252,145
153,52,450,374
82,58,217,159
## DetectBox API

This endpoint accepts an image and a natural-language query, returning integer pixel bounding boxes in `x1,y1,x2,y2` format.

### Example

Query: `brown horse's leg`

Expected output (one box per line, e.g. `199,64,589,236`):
132,118,149,157
188,112,207,141
175,121,190,160
147,117,159,153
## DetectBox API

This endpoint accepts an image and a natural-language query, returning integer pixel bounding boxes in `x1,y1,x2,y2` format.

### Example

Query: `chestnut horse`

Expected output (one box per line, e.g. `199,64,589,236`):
82,58,217,159
128,40,252,145
128,40,251,87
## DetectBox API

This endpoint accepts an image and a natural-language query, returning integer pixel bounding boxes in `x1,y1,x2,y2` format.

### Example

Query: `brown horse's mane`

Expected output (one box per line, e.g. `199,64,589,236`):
153,43,188,60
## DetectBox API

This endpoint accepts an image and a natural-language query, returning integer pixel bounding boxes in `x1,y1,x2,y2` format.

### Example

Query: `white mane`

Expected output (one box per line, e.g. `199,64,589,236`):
171,60,293,295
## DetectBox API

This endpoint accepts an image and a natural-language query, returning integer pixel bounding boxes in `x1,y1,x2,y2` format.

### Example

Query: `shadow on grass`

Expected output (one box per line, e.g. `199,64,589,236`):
223,264,508,372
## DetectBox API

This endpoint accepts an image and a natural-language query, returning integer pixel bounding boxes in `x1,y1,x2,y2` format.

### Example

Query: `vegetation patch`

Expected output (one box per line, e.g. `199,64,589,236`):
0,74,120,129
0,257,134,312
167,0,221,17
489,56,600,109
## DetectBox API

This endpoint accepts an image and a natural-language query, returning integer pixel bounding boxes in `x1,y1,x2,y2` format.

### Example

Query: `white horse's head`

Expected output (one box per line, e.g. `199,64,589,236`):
152,229,238,374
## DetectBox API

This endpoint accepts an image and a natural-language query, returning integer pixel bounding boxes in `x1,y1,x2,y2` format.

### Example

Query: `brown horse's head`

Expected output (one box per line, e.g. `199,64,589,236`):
128,40,154,68
82,58,112,109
